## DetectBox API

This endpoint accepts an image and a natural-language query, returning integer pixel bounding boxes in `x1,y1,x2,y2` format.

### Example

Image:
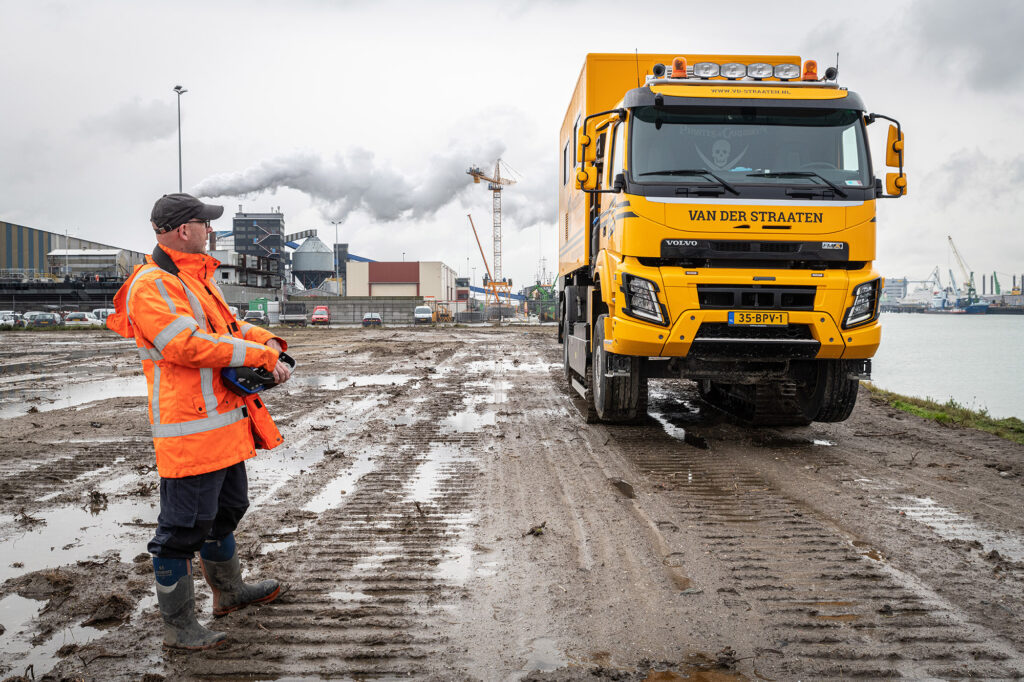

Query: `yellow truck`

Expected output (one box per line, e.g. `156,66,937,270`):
558,53,907,425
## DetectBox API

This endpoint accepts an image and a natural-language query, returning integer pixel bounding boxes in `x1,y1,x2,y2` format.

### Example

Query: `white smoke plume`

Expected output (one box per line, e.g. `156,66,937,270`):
192,141,527,224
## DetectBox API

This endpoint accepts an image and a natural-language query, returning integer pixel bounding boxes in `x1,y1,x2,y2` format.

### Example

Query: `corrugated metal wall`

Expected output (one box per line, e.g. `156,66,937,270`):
0,222,145,274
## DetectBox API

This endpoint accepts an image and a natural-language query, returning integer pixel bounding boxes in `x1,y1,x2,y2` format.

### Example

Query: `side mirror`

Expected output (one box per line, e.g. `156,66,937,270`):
885,124,904,167
576,167,598,191
577,133,593,165
886,173,907,196
612,173,626,192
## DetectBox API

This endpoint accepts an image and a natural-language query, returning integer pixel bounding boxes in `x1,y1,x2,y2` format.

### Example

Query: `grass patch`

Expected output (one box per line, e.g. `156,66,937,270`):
866,384,1024,445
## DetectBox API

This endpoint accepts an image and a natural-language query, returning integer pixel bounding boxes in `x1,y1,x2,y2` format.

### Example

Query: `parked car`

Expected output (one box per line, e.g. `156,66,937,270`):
361,312,383,328
311,305,331,326
227,305,240,319
64,311,105,328
27,312,62,328
243,310,269,326
91,308,116,321
413,306,433,324
0,313,16,329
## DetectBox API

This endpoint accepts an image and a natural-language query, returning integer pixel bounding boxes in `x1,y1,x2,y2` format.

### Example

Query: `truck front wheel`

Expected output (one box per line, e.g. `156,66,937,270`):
590,315,647,423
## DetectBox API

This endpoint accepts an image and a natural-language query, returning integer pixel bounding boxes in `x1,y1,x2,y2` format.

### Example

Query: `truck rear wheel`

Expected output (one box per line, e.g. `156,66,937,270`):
590,315,646,423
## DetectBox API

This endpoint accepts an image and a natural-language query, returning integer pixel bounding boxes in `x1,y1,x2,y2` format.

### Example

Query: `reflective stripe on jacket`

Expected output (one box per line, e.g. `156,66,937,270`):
107,246,285,478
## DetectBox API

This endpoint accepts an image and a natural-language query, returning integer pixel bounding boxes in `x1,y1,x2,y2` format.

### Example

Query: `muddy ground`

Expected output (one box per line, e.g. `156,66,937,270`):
1,326,1023,681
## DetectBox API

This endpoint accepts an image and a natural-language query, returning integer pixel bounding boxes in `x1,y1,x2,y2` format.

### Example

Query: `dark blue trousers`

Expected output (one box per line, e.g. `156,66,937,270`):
148,461,249,559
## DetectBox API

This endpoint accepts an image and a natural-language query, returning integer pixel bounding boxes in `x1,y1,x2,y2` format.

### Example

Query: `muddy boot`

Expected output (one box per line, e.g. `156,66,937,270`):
200,537,280,617
155,572,227,650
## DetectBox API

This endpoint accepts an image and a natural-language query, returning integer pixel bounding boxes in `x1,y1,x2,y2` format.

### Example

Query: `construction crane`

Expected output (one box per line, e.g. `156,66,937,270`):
947,235,979,304
466,159,518,283
467,214,512,312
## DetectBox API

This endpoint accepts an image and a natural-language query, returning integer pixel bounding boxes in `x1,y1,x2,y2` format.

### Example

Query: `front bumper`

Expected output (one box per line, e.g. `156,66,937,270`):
607,309,880,359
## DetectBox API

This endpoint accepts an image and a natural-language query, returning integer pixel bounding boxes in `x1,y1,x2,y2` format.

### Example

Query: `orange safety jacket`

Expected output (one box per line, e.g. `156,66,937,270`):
107,245,286,478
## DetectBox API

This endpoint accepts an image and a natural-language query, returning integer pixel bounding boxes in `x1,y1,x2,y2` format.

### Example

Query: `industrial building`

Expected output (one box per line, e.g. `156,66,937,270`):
346,261,457,300
232,207,286,284
1,221,145,278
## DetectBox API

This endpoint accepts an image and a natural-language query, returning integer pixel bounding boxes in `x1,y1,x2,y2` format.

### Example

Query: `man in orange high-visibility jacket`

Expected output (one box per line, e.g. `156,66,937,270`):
108,193,292,650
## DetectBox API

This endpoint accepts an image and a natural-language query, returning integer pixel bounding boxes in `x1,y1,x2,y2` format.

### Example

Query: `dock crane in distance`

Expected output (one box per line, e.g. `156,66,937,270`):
466,159,518,284
948,236,979,305
467,214,512,311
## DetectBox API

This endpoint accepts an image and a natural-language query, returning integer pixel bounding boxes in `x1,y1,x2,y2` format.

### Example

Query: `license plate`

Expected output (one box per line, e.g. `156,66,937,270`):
728,311,789,326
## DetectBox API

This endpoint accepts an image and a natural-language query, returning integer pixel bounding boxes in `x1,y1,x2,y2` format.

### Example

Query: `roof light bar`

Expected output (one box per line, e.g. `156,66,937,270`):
654,57,815,83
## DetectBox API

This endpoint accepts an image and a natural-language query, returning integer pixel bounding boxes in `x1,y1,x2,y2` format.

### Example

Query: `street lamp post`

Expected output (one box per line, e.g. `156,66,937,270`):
330,220,342,294
173,85,187,192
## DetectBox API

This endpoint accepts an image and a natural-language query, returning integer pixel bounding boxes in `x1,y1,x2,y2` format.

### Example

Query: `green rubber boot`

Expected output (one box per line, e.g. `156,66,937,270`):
156,575,226,650
200,551,281,617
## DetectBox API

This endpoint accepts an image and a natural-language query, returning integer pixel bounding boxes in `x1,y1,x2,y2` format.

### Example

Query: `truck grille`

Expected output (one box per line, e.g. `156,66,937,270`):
690,323,818,359
695,323,813,340
697,285,816,311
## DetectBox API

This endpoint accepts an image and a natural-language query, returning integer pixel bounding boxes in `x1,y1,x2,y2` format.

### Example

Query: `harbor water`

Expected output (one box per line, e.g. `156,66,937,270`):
871,312,1024,420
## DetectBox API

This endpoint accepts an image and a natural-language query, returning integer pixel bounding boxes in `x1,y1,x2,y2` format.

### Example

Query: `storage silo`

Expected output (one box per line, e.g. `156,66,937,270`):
292,236,334,289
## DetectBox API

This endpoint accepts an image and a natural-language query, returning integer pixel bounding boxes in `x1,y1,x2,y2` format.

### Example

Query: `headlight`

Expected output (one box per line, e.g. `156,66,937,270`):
843,279,880,328
720,63,747,79
620,274,667,325
746,63,774,79
774,63,801,80
693,62,720,78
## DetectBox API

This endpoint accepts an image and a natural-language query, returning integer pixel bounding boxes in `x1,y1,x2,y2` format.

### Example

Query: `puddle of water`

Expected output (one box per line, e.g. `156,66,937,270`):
650,411,687,442
892,496,1024,561
328,589,371,602
521,636,567,673
407,444,468,503
463,379,513,405
0,500,158,583
440,410,496,433
0,592,107,677
287,374,414,391
436,541,474,584
443,359,559,375
0,376,147,419
302,448,380,514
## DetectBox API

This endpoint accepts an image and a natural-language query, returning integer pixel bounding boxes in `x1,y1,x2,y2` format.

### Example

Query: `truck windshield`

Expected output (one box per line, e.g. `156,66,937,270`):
629,106,870,192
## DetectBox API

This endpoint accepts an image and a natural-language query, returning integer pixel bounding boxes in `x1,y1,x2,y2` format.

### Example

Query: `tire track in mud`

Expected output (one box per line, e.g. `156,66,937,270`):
165,344,491,680
617,388,1024,679
0,440,153,514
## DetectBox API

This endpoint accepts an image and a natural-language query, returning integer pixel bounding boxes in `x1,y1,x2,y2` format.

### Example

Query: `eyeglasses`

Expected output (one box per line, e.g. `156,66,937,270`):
185,220,212,228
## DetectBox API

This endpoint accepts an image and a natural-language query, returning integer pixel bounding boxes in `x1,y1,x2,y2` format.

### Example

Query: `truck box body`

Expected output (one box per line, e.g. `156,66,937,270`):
280,302,307,326
557,53,906,425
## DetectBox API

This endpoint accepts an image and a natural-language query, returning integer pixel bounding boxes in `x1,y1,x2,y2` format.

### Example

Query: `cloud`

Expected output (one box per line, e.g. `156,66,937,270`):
924,148,1024,210
79,97,178,144
192,140,552,230
910,0,1024,91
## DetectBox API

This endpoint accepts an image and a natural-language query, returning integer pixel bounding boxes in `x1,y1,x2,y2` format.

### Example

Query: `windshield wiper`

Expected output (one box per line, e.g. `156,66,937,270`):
745,171,848,198
638,168,739,195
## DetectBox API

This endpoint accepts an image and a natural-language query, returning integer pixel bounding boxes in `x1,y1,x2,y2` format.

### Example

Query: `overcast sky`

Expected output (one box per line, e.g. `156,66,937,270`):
2,0,1023,289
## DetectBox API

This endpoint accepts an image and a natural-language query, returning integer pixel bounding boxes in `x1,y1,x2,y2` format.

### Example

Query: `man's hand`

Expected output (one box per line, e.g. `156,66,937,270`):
265,339,290,383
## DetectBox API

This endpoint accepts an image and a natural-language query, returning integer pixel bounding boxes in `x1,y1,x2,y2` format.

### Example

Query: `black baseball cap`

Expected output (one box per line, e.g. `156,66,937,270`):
151,193,224,233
